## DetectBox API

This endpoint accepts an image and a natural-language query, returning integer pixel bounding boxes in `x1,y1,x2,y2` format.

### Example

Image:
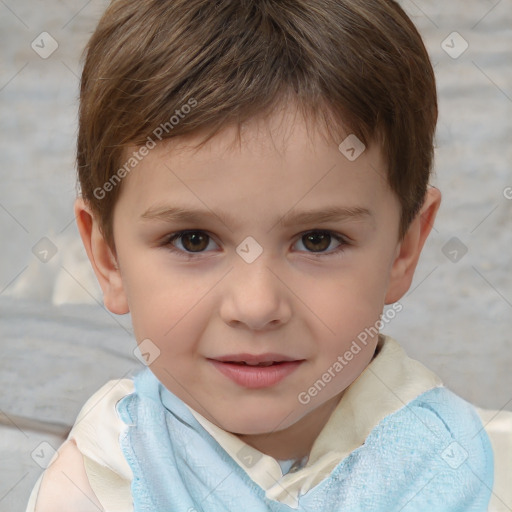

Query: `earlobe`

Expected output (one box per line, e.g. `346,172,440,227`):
384,186,441,304
74,197,129,314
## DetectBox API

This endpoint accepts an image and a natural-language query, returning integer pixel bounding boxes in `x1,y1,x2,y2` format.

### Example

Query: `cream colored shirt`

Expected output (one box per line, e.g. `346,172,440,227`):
26,335,512,511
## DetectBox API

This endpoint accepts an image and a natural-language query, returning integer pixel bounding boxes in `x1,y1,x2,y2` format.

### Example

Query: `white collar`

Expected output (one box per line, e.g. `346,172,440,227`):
185,335,443,507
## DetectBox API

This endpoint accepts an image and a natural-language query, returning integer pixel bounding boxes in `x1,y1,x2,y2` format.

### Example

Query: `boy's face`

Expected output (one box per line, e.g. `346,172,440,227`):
78,104,439,452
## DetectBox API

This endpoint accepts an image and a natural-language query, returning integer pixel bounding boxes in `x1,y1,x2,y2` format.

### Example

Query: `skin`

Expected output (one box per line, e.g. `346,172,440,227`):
36,103,441,512
74,103,441,462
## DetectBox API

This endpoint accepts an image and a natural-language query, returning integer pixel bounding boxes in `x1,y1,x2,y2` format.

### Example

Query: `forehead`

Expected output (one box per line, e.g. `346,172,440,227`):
150,104,340,163
116,105,392,227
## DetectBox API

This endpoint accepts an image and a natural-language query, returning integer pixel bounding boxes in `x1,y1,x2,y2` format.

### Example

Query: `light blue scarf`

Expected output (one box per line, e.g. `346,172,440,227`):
116,368,493,511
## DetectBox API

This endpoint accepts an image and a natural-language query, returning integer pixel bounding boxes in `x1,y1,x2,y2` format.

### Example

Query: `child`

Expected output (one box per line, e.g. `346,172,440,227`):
26,0,501,510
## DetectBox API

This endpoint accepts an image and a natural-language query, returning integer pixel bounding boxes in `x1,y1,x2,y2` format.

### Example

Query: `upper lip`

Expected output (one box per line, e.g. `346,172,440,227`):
211,353,301,364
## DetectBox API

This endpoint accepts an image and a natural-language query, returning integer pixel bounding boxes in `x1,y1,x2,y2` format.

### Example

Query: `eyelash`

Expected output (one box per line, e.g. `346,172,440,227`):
162,230,350,259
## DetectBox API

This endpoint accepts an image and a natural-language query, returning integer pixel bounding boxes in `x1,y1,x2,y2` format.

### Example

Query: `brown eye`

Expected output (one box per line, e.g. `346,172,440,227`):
167,231,215,254
302,232,331,252
180,232,209,252
294,230,348,256
164,229,348,259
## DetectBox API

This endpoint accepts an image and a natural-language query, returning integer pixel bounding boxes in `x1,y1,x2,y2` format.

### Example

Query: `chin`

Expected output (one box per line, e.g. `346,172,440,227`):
220,418,277,436
215,409,300,436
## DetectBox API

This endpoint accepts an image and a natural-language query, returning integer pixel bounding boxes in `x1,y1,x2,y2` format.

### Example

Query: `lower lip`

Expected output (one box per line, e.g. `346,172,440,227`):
209,360,303,388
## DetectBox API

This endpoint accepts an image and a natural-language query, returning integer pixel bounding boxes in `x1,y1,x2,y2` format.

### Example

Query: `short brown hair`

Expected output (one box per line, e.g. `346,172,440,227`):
77,0,437,251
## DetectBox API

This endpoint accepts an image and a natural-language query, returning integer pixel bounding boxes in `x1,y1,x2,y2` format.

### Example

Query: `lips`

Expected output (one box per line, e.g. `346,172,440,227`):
212,353,298,364
208,353,304,388
228,361,277,367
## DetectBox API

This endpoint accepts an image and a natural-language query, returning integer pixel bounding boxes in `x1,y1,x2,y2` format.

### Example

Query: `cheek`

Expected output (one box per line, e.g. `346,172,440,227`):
299,261,390,336
121,260,199,345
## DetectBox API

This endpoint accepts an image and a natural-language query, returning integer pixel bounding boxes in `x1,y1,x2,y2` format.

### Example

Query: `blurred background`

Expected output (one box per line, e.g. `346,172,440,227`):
1,0,511,510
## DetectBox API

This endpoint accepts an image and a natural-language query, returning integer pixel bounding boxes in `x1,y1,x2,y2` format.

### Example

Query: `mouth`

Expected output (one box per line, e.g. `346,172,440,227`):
219,360,286,367
208,354,304,388
212,353,299,365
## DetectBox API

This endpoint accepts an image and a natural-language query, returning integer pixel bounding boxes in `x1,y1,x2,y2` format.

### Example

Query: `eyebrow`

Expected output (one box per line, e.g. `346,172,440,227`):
140,204,373,230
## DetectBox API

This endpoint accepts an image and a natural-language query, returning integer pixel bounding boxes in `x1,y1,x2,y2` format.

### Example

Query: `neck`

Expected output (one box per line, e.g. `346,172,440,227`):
236,391,343,461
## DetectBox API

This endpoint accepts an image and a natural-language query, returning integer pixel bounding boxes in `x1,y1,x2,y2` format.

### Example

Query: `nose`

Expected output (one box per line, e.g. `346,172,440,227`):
219,257,292,331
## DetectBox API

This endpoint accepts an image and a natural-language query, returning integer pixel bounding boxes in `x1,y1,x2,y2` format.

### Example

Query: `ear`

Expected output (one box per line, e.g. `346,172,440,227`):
385,186,441,304
74,197,129,314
